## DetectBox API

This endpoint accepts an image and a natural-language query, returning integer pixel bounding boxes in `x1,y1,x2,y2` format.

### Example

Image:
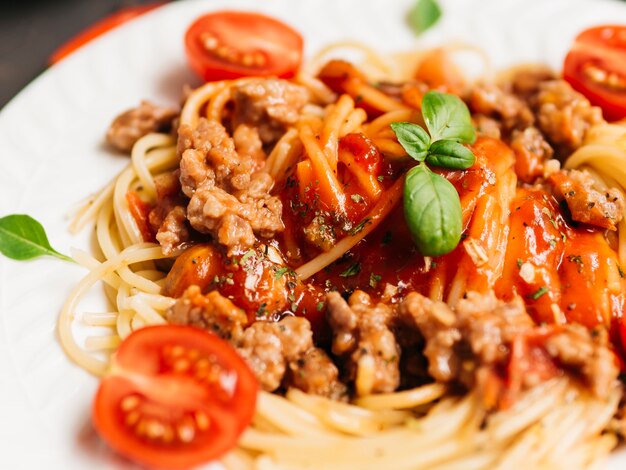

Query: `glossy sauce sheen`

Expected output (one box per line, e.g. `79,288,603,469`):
163,135,626,341
304,137,626,334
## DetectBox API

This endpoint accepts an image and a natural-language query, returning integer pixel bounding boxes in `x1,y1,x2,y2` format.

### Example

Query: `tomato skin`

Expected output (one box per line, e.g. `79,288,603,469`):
339,133,382,175
93,325,257,470
126,191,156,243
184,11,303,82
563,25,626,121
162,244,226,298
49,3,164,64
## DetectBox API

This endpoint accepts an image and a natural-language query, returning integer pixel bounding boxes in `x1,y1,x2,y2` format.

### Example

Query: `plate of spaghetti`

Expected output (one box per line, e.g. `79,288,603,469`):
4,0,626,468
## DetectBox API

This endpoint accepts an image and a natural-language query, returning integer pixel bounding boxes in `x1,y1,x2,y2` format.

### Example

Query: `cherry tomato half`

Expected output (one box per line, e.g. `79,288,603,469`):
93,325,257,470
563,25,626,121
184,11,303,82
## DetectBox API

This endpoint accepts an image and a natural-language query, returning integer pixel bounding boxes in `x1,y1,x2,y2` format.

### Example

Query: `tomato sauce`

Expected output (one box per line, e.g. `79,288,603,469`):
163,132,626,343
284,136,626,341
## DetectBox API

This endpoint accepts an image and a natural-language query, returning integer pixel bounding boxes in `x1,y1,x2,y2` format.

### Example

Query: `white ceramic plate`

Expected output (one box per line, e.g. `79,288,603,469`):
3,0,626,468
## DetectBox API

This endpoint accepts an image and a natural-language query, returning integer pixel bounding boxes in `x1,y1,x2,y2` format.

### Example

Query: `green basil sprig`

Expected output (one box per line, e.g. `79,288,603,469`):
0,214,74,262
391,91,476,257
408,0,442,36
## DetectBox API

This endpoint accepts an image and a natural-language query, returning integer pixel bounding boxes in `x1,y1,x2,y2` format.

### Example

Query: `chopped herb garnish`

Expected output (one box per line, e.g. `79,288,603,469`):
369,273,382,288
619,265,625,279
256,302,268,317
377,175,385,182
528,286,548,300
240,249,255,263
567,255,583,265
350,218,370,235
274,266,290,280
549,238,557,248
316,301,325,311
516,258,523,269
340,262,361,277
351,194,364,203
541,207,557,229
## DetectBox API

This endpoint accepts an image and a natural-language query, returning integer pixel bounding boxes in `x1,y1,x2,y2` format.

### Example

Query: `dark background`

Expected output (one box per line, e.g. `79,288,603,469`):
0,0,164,110
3,0,626,111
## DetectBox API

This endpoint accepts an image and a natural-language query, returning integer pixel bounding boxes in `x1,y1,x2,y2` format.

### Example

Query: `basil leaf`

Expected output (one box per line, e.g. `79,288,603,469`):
426,140,476,169
421,91,476,144
403,164,462,256
0,214,73,262
408,0,442,36
390,122,431,162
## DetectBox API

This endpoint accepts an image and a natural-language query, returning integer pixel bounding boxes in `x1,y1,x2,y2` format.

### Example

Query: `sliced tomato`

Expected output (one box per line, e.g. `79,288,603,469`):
126,190,156,243
93,325,257,470
184,11,303,82
563,25,626,121
49,3,164,65
161,244,227,298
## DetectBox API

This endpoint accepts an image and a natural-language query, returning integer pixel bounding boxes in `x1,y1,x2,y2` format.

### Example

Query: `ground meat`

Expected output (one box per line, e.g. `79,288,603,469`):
399,291,532,385
549,169,624,230
155,205,190,255
178,118,257,195
398,290,618,407
149,171,183,230
233,79,309,143
536,80,604,153
106,100,177,153
167,118,284,254
510,66,557,100
473,114,502,139
303,215,337,252
543,325,618,398
237,321,287,391
186,173,283,251
235,316,344,397
510,126,554,183
232,124,266,161
327,291,400,396
166,285,248,341
148,171,191,255
469,83,534,133
287,348,347,400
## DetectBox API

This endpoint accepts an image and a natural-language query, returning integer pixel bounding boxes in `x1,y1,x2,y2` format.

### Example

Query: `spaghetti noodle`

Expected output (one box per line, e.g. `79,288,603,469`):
60,43,626,469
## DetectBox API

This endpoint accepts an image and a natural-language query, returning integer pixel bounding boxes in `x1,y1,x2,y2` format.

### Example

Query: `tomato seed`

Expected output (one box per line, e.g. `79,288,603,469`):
120,395,140,411
170,345,185,357
174,359,191,372
187,349,200,360
162,424,175,444
135,418,148,436
146,420,165,439
200,33,218,51
125,410,140,426
195,358,210,370
195,411,210,431
177,422,195,443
